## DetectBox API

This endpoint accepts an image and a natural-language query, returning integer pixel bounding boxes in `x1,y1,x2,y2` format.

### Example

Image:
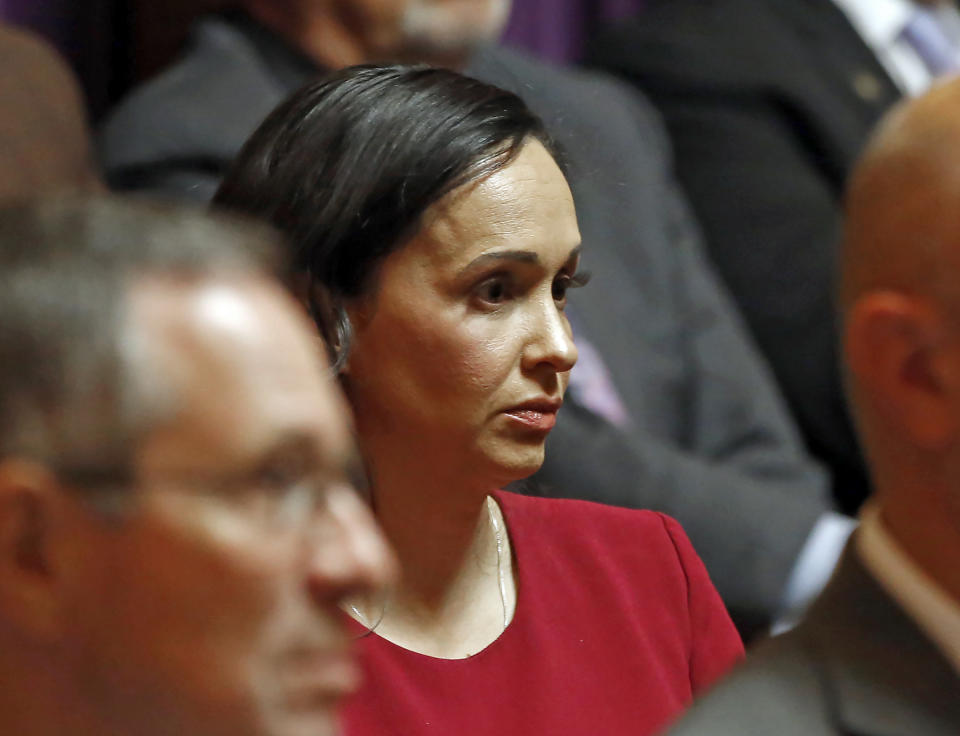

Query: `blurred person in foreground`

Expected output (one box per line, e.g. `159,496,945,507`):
100,0,838,639
0,198,395,736
666,79,960,736
214,64,744,735
0,24,101,200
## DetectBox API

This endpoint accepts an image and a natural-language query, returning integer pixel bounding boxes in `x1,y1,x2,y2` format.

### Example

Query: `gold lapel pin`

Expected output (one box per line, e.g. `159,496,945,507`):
852,70,885,102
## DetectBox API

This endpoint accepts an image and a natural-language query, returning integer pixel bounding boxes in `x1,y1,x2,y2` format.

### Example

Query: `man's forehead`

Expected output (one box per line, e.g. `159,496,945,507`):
130,273,269,331
128,273,327,372
125,273,325,388
127,273,351,468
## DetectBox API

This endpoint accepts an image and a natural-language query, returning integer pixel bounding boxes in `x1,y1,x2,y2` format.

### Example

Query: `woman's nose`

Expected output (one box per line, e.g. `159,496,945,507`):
522,299,578,375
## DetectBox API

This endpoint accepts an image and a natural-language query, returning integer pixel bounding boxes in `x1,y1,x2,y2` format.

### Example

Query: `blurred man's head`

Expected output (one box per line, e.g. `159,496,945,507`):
841,78,960,600
243,0,511,68
0,25,101,201
0,198,394,736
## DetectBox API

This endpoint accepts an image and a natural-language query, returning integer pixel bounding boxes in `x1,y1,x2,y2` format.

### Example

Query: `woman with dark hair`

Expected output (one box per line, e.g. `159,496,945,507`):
214,64,742,735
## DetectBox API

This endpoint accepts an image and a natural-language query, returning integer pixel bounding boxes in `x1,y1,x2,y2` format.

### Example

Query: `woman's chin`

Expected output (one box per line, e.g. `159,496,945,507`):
479,443,546,486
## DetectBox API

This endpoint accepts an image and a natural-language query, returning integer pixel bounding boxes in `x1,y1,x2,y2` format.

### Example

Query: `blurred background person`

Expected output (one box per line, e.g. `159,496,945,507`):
214,64,744,734
97,0,837,639
592,0,960,516
0,197,395,736
0,23,101,201
667,78,960,736
0,0,645,115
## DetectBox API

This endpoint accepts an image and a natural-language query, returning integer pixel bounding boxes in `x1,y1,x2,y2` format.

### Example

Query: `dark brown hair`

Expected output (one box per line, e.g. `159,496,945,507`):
213,63,561,367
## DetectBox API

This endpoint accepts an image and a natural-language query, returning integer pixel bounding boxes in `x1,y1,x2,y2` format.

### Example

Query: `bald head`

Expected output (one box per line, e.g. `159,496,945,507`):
841,78,960,315
0,25,101,202
841,79,960,601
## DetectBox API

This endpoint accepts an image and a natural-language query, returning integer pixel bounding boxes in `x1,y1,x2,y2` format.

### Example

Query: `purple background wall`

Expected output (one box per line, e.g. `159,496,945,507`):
0,0,76,53
0,0,127,116
502,0,644,63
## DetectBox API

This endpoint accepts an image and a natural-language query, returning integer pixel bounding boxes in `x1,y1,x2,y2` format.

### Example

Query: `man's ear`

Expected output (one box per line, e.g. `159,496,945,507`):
845,292,956,449
0,459,71,642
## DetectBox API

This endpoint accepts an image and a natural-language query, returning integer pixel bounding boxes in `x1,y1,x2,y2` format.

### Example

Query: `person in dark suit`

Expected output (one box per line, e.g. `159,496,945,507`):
589,0,950,514
0,24,101,200
98,0,836,636
667,79,960,736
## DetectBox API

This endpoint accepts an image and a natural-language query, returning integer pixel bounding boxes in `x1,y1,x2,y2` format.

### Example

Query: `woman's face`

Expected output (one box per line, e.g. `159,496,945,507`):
343,140,581,486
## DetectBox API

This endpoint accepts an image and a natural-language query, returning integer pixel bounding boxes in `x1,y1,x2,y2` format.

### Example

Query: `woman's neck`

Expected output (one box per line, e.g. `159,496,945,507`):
351,452,516,658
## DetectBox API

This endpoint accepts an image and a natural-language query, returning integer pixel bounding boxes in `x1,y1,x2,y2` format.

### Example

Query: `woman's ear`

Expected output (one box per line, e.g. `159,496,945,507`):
304,282,353,375
290,272,357,374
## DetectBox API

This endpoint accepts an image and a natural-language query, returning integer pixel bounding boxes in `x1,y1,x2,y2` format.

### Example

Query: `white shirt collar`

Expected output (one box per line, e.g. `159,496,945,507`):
833,0,915,49
857,503,960,675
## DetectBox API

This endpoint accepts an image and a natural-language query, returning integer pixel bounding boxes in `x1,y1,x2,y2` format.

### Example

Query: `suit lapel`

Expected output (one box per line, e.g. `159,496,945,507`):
777,0,901,112
798,547,960,736
763,0,901,181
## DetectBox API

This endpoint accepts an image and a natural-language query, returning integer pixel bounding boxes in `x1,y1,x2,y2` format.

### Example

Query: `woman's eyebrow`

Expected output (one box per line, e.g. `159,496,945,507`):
458,249,540,276
458,244,582,276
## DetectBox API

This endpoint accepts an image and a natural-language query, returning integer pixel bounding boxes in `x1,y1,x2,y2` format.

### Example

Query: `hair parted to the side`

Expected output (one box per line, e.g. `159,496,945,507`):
213,63,562,370
0,196,283,506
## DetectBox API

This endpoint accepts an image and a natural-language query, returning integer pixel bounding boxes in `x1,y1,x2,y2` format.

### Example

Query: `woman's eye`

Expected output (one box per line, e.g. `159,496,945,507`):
552,277,570,305
553,270,591,307
475,276,511,305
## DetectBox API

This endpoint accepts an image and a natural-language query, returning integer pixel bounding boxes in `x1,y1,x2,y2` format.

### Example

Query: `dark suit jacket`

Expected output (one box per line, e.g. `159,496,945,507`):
590,0,909,513
668,545,960,735
98,9,831,634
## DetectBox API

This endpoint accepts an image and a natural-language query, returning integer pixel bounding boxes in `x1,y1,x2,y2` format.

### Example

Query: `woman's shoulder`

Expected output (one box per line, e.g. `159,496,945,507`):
495,491,744,688
494,490,693,557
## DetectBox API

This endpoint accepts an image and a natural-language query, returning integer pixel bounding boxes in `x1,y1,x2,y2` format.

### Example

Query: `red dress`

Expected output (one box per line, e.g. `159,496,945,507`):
341,491,743,735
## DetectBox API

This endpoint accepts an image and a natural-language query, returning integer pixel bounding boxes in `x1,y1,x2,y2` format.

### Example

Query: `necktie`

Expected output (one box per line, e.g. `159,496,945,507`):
902,7,960,77
566,314,630,428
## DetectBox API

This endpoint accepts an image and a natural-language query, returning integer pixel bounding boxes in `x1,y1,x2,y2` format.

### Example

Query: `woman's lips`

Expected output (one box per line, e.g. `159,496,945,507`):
504,408,557,431
502,400,562,432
